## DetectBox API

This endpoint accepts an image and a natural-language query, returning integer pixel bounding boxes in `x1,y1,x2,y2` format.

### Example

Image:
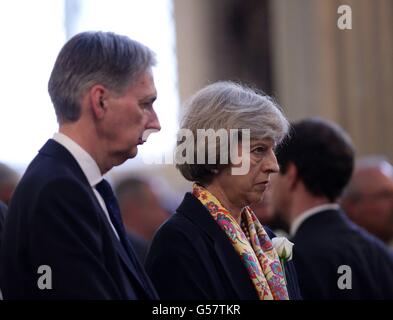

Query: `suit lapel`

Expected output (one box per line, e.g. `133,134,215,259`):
88,183,157,299
117,229,158,299
178,193,258,299
111,231,156,299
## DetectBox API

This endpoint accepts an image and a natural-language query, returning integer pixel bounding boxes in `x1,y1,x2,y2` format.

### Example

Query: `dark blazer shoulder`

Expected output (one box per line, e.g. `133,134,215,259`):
292,208,393,299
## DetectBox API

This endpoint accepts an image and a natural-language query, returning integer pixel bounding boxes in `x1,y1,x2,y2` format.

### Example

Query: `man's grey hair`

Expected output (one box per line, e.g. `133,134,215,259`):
355,156,393,177
48,31,156,124
342,155,393,200
176,81,289,184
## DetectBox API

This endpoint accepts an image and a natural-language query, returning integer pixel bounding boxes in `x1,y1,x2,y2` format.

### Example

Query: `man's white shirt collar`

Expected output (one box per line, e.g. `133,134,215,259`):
290,203,340,237
52,132,102,186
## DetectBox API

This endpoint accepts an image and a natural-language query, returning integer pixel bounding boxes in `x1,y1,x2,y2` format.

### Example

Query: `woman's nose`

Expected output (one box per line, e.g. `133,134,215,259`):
262,149,279,174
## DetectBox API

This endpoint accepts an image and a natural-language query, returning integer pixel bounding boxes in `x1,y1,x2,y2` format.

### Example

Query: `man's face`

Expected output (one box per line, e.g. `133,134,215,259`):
100,70,160,166
350,168,393,242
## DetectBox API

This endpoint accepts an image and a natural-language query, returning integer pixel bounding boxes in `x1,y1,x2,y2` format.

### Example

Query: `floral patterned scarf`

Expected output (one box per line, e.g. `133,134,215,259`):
193,183,289,300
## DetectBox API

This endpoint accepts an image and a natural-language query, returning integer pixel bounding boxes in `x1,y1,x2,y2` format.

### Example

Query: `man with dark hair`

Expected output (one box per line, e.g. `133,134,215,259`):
271,117,393,299
0,31,161,299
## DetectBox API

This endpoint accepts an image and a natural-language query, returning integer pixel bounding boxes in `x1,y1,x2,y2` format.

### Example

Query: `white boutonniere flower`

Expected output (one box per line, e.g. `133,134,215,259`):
272,237,294,261
272,237,294,285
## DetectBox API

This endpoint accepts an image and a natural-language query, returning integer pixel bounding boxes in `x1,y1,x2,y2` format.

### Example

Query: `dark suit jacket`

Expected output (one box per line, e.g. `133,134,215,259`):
292,208,393,299
0,139,157,300
127,232,149,263
0,201,7,249
145,193,302,300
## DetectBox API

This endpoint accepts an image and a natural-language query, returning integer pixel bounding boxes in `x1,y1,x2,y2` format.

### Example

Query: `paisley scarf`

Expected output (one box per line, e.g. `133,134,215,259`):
193,183,289,300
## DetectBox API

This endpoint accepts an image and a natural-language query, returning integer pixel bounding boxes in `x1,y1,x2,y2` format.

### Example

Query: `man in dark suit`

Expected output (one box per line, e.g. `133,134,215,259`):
0,31,161,299
270,118,393,299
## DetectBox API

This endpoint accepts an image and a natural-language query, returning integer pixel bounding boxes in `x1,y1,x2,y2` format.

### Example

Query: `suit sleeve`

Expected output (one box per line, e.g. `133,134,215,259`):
145,223,216,300
28,178,121,299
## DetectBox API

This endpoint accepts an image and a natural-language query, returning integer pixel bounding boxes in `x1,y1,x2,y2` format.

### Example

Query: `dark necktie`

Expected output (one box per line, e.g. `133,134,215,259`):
95,179,156,298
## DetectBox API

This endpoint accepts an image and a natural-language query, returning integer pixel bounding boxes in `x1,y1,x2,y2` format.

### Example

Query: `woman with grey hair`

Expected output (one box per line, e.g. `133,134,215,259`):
145,81,301,300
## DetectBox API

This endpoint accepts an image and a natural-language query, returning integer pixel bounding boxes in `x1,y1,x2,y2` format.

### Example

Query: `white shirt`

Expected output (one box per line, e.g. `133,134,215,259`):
52,132,119,240
290,203,340,237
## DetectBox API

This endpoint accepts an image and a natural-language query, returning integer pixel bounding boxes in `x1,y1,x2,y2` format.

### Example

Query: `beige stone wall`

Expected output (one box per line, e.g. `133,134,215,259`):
173,0,217,103
270,0,393,160
174,0,393,160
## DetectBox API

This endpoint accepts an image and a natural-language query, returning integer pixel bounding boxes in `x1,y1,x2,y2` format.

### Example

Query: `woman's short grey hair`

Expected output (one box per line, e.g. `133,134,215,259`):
176,81,289,184
48,31,156,124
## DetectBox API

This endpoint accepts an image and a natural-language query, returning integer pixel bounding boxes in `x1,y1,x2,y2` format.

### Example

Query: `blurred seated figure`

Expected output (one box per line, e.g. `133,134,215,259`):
341,156,393,245
115,177,169,262
0,162,19,206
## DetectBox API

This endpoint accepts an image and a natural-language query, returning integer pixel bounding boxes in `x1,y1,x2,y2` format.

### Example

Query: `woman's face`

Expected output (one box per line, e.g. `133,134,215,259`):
213,138,280,209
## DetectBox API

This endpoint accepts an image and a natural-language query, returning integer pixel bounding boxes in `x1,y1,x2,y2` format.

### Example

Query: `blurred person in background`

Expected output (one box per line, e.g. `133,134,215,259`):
0,200,6,300
0,162,19,206
341,156,393,246
251,187,290,237
116,177,169,262
146,81,301,300
0,200,7,248
271,117,393,299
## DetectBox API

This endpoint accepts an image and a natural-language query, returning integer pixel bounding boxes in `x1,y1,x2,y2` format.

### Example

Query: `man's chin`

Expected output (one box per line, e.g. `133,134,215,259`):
112,147,138,166
130,145,139,158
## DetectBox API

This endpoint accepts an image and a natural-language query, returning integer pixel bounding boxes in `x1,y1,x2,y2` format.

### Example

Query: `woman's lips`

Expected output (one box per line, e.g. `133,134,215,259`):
255,181,269,190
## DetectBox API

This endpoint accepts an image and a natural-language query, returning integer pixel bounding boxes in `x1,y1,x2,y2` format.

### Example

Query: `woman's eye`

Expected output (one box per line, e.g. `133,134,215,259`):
252,147,266,154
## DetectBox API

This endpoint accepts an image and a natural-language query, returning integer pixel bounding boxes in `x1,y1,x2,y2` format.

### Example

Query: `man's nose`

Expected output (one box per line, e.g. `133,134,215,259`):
147,109,161,131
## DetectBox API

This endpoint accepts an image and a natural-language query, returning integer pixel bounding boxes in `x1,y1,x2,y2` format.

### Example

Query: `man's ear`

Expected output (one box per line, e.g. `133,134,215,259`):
89,84,108,119
286,162,299,191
